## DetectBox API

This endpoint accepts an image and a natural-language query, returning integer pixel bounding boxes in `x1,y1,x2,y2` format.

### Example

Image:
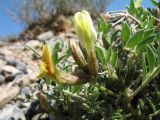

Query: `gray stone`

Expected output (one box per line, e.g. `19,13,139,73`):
37,31,53,41
32,113,48,120
5,57,17,66
1,65,22,81
0,104,25,120
5,57,28,74
21,86,32,95
0,74,5,84
65,33,77,39
49,34,65,41
0,49,12,56
0,59,6,70
1,65,21,75
16,62,28,74
13,72,38,86
25,40,41,48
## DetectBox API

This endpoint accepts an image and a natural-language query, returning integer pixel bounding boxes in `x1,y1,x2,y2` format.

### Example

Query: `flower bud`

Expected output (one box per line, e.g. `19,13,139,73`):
69,40,88,71
73,10,97,52
135,0,142,8
73,10,98,76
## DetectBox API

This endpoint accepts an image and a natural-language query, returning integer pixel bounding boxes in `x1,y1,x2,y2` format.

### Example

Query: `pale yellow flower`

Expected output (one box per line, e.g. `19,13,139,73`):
38,43,66,83
73,10,98,76
73,10,97,52
38,43,89,84
38,44,55,78
135,0,142,8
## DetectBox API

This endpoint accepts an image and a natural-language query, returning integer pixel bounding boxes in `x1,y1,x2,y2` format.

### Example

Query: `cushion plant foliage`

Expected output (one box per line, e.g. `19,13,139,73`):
37,0,160,119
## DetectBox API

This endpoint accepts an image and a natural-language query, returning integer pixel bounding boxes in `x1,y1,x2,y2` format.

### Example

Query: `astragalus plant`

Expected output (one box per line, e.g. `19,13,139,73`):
37,0,160,119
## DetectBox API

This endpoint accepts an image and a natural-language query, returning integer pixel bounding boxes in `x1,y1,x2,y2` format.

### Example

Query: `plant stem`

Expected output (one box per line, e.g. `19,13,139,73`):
129,66,160,98
62,90,86,102
26,45,41,57
112,16,125,27
95,82,117,97
127,13,141,26
105,10,141,27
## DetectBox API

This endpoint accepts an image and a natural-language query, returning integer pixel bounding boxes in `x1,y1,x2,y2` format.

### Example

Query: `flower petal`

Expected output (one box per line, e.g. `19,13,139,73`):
42,44,54,74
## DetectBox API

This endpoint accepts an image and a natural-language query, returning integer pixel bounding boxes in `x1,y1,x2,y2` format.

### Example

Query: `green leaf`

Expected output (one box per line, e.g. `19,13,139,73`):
110,51,118,67
128,0,136,15
143,28,155,40
142,53,147,82
71,85,83,93
136,34,155,54
147,16,155,28
156,32,160,40
157,47,160,64
105,47,112,66
146,45,156,72
57,54,68,64
121,22,131,44
142,19,148,28
52,42,60,64
126,30,144,49
139,99,145,110
98,18,111,34
137,7,144,18
146,98,156,113
95,45,106,66
52,49,58,64
151,0,159,6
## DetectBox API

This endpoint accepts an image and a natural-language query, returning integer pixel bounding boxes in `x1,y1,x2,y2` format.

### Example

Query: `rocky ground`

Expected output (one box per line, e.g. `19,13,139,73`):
0,28,77,120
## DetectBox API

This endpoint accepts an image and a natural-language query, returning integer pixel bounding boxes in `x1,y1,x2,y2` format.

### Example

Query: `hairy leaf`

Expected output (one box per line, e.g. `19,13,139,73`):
146,45,156,72
126,30,144,49
121,22,131,44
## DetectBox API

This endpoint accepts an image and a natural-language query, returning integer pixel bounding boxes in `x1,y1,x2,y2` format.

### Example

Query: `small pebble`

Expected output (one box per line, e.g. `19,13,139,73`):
0,74,5,84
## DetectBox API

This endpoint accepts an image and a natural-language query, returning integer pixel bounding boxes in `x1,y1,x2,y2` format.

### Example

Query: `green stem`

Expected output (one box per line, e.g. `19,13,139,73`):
63,90,86,102
95,82,117,97
129,66,160,98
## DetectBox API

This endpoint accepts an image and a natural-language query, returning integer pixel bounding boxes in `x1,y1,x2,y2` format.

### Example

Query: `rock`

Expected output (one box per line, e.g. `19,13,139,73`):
25,40,41,48
0,59,6,68
32,113,48,120
0,85,19,108
65,33,77,39
16,62,28,74
37,31,53,41
5,57,28,74
0,104,25,120
5,74,19,82
0,49,12,56
1,65,21,75
1,65,22,81
0,74,5,84
26,100,44,119
5,56,17,66
21,86,32,95
20,86,32,102
13,72,38,87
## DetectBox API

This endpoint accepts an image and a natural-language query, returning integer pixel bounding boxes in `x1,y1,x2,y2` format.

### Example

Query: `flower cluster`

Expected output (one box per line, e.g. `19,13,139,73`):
38,10,98,85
